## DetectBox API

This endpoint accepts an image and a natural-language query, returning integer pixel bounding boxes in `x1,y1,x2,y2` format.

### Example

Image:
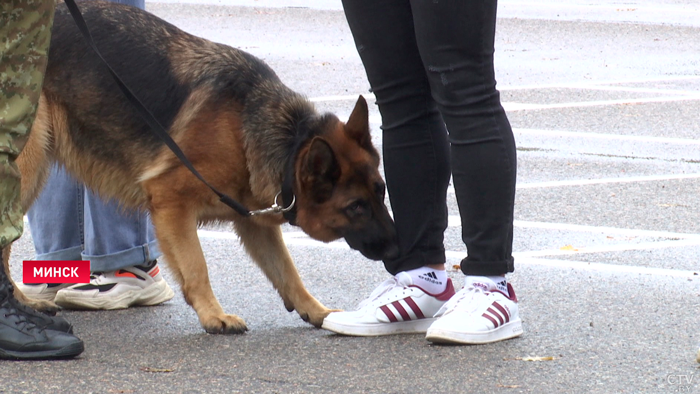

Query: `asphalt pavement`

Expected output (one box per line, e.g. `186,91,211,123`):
2,0,699,393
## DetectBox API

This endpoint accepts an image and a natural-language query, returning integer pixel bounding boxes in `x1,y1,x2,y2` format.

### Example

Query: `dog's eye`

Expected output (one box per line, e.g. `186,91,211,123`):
345,200,367,218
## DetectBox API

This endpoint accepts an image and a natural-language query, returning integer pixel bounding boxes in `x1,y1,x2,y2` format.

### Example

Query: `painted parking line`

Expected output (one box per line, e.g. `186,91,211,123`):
514,128,700,146
516,173,700,190
509,219,700,240
504,257,698,278
515,239,700,258
312,75,700,115
328,95,700,115
200,217,700,243
505,95,700,111
199,217,700,258
498,75,700,91
197,228,698,278
310,75,700,102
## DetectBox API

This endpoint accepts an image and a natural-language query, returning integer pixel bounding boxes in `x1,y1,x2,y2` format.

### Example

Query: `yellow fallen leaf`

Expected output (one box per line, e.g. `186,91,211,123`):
560,245,578,251
520,356,555,361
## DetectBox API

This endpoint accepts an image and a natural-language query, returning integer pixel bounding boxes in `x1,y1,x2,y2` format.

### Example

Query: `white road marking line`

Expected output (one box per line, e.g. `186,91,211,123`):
511,257,698,278
200,219,700,242
561,85,700,96
315,94,700,111
310,76,700,103
505,95,700,111
514,128,700,145
498,75,700,91
499,0,700,14
445,172,700,194
514,239,700,258
198,229,697,277
316,94,700,114
198,218,700,277
515,173,700,190
510,219,700,240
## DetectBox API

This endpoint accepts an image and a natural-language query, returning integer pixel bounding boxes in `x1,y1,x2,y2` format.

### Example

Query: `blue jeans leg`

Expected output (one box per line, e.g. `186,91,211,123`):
27,166,84,262
82,185,160,272
27,165,161,272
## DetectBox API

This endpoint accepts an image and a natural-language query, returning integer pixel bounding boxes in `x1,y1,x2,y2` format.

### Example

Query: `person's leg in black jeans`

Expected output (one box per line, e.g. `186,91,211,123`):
343,0,451,276
409,0,517,276
322,0,522,343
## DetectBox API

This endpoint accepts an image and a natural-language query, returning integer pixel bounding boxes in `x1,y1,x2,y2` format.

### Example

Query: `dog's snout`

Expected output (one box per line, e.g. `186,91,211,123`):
382,242,400,261
346,225,399,261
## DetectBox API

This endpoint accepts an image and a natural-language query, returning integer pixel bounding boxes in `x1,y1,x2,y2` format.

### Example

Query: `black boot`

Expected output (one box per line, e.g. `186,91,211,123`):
0,262,84,360
7,296,74,333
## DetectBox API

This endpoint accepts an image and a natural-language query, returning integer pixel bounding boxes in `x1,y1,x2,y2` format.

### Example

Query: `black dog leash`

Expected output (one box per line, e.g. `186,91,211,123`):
62,0,296,218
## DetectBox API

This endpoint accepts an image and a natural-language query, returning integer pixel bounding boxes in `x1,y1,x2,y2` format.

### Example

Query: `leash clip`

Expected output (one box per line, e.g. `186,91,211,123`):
249,192,296,216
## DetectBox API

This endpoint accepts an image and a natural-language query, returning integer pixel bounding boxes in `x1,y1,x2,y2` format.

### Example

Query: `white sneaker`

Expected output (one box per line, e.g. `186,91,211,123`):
16,283,74,302
54,261,174,310
426,281,523,344
322,273,456,336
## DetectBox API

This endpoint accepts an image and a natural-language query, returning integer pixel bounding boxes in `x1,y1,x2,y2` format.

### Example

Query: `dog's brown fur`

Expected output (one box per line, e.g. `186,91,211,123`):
4,1,397,334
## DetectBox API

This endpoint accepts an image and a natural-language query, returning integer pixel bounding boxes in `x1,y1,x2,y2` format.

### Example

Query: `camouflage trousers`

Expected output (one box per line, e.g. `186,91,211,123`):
0,0,56,249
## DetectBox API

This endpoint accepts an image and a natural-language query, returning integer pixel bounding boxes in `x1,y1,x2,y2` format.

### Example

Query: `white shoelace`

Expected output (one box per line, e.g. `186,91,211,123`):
435,285,489,317
356,277,403,310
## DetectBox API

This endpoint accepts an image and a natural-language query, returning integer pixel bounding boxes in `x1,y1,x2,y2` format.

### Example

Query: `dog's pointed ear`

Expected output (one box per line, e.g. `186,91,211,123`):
345,95,371,148
299,137,341,203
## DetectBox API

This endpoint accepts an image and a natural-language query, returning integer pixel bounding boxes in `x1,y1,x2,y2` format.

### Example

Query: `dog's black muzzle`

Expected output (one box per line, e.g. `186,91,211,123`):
344,219,399,261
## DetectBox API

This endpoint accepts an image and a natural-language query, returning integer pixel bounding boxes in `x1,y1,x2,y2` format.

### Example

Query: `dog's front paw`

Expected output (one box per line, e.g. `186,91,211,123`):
22,298,61,316
300,307,341,328
201,313,248,335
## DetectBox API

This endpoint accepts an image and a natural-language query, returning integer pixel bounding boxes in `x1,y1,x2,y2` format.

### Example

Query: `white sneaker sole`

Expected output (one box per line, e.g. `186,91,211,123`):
54,280,175,310
322,317,438,336
426,318,523,345
16,283,73,302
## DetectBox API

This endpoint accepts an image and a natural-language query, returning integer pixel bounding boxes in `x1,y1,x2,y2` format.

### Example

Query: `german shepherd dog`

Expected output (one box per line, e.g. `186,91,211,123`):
4,1,398,334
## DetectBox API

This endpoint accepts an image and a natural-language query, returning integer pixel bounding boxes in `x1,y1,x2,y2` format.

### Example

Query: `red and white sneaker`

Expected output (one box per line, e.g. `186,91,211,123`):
322,273,455,336
426,280,523,344
54,261,174,310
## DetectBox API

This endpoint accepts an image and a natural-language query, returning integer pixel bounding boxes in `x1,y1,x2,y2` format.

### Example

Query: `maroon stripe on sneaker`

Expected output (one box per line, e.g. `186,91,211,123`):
380,305,398,322
492,302,510,323
482,312,499,328
403,297,425,319
487,307,504,326
392,301,411,321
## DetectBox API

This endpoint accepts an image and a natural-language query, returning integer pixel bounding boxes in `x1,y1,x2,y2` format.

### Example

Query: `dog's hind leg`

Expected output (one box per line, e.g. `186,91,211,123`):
150,204,248,334
6,96,60,314
233,219,335,328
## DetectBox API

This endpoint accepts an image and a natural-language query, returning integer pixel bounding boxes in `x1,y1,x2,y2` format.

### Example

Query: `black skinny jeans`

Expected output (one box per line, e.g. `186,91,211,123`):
342,0,516,276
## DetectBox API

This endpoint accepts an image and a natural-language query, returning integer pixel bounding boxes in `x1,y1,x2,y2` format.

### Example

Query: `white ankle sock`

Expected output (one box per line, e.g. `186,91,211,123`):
402,266,448,295
465,275,509,296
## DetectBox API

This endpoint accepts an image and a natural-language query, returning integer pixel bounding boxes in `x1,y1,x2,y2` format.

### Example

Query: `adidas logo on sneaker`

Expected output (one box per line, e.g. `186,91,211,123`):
495,280,508,294
418,271,443,285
